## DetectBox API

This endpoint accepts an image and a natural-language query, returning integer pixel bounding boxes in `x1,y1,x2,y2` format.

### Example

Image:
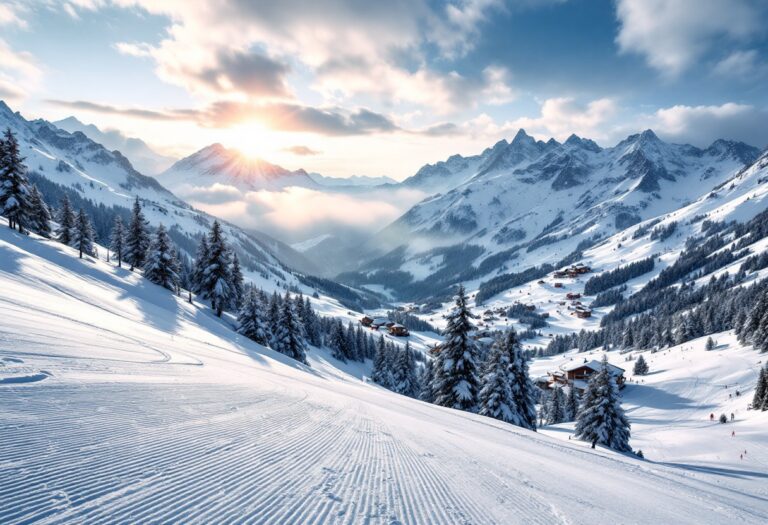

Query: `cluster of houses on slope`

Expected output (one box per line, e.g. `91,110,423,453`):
553,263,592,279
535,359,625,394
360,316,410,337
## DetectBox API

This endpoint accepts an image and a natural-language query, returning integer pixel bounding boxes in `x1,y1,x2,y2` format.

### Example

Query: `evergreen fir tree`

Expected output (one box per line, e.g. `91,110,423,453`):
506,330,538,430
752,364,767,411
272,293,308,364
575,356,632,451
267,292,281,345
371,335,392,387
199,221,232,317
237,289,270,345
230,253,244,310
545,387,566,425
633,354,649,375
109,216,126,268
0,128,31,232
27,185,51,237
329,320,348,362
143,224,180,290
191,235,210,293
565,386,579,421
392,342,419,397
478,341,516,423
432,285,481,412
55,194,75,245
71,208,95,259
125,197,150,271
705,337,716,351
420,359,435,402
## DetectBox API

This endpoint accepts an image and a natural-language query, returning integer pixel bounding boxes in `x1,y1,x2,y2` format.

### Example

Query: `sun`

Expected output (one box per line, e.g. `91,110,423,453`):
224,122,281,161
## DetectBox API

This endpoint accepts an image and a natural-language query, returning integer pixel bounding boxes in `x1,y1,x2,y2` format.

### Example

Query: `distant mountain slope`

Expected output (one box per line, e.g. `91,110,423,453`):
161,143,319,192
345,129,760,301
54,116,175,175
309,173,397,187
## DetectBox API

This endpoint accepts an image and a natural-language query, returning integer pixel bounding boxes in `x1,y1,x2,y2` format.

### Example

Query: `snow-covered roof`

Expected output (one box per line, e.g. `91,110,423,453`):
563,360,624,375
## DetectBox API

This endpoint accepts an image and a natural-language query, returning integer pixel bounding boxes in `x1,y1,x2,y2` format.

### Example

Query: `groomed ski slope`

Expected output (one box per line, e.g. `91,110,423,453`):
1,225,767,524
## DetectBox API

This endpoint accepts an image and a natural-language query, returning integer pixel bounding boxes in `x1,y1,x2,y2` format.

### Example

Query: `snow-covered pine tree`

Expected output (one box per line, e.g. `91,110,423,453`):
143,224,180,291
506,330,538,430
199,220,232,317
237,289,270,345
329,320,348,362
230,252,244,310
72,208,95,259
272,292,308,364
478,341,515,423
303,297,321,346
55,195,75,245
705,337,716,351
392,342,419,397
371,335,392,388
0,128,31,232
191,235,210,294
109,216,126,268
633,354,649,375
565,385,579,421
545,387,566,425
420,359,435,402
432,285,481,412
125,197,150,271
752,364,767,411
575,356,632,451
27,185,52,237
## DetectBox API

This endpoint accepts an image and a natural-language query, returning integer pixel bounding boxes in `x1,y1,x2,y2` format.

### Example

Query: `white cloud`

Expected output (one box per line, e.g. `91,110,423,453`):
71,0,512,113
0,2,27,27
615,0,763,77
180,183,427,239
647,102,768,148
504,97,619,142
712,49,765,78
0,38,42,101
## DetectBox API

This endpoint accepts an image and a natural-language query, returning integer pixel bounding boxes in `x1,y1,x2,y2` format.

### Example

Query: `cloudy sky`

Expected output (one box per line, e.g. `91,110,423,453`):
2,0,768,181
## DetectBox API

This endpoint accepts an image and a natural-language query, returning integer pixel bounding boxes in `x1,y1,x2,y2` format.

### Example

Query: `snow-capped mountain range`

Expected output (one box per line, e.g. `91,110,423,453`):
54,116,175,175
344,128,762,301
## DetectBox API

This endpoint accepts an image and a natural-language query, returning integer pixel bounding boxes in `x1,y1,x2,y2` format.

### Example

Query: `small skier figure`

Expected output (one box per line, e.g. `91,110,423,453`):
710,413,715,421
730,413,735,422
731,430,736,437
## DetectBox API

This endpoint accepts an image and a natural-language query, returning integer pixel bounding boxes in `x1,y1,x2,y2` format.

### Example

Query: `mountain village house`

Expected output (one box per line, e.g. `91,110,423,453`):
544,360,625,393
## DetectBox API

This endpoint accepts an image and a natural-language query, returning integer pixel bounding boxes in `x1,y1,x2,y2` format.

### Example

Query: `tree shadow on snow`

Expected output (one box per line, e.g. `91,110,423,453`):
623,384,711,410
659,462,768,481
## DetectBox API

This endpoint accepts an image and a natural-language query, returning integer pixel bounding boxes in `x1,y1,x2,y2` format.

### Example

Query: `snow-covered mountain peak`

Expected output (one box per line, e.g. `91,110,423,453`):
162,143,318,192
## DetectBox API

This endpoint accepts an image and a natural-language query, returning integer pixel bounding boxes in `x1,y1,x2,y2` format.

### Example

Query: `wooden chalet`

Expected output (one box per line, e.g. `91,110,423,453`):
388,324,410,337
572,308,592,319
545,360,625,393
360,315,374,327
554,282,564,288
371,318,394,329
566,292,581,300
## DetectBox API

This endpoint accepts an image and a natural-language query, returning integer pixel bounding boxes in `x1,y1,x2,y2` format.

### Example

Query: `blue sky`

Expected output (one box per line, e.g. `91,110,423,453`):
1,0,767,179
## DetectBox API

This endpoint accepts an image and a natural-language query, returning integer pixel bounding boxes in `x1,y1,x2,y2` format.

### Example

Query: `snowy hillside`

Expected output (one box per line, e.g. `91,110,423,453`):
161,143,319,193
1,221,767,524
0,100,309,292
54,116,176,175
347,129,760,302
531,334,768,478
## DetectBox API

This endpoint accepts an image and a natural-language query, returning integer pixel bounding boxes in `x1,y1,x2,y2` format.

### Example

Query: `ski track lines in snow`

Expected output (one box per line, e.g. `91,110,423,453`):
2,225,768,523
